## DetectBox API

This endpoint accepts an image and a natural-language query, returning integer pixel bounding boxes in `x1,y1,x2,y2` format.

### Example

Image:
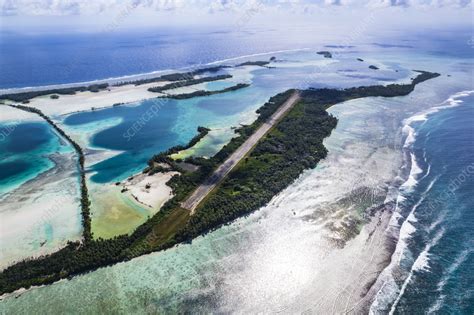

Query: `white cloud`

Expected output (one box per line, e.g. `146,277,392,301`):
0,0,471,16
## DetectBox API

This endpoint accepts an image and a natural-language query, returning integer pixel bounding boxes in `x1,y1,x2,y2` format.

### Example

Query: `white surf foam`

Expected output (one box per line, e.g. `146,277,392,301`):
401,153,423,191
397,176,438,265
429,212,446,231
0,48,311,95
401,90,473,150
391,89,473,244
406,176,437,223
388,228,445,314
369,90,473,314
369,149,428,314
404,90,474,126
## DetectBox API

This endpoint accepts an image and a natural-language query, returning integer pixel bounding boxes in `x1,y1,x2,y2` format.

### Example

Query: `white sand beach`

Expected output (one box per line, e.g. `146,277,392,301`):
0,153,82,270
4,82,169,116
0,63,261,120
1,74,244,118
0,105,42,122
89,170,179,239
120,171,179,210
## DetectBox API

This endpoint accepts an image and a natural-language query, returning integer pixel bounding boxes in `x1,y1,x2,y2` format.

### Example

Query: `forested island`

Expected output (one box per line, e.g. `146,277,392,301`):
114,65,230,86
144,126,210,175
147,74,232,93
160,83,250,99
237,61,271,67
0,70,440,295
1,83,109,103
317,51,333,58
0,58,276,104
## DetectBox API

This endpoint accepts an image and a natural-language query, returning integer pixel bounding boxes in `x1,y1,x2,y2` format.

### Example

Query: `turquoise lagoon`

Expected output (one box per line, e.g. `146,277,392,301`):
0,22,472,313
0,121,68,195
0,49,419,251
0,110,82,269
51,50,412,237
62,49,411,184
2,45,472,313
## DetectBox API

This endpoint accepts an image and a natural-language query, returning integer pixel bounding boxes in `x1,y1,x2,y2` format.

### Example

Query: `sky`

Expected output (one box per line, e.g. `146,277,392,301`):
0,0,472,33
0,0,471,16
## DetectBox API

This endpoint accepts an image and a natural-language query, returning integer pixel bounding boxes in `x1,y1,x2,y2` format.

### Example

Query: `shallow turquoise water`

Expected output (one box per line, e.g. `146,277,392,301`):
61,50,407,184
3,47,469,313
1,27,472,313
0,121,69,196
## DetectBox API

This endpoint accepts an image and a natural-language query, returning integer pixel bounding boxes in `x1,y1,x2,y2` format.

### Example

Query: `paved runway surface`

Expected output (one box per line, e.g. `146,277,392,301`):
181,91,301,213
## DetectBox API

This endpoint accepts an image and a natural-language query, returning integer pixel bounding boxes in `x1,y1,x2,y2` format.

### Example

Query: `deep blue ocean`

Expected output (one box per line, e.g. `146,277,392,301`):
0,27,471,90
0,26,473,313
388,93,474,314
0,28,298,89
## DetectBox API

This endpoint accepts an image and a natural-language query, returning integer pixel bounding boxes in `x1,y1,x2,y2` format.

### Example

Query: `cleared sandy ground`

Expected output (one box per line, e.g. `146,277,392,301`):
120,171,178,210
3,82,168,117
0,105,42,122
90,170,179,239
0,153,82,270
1,76,239,117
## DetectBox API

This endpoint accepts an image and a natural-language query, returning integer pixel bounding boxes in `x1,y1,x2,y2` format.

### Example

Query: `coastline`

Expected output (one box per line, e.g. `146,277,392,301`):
0,66,251,117
0,152,82,271
120,171,178,210
0,17,472,312
2,81,169,116
361,89,474,313
0,71,441,295
0,48,310,95
89,171,179,239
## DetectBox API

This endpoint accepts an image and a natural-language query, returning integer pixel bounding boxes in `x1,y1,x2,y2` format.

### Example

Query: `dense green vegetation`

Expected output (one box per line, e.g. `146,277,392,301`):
303,70,439,101
317,51,333,58
175,95,337,240
0,61,256,103
237,61,270,67
145,126,210,174
147,75,232,93
160,83,250,100
0,90,294,294
0,84,109,103
160,66,229,81
0,71,440,295
114,66,230,86
126,90,297,250
411,70,440,84
116,60,271,87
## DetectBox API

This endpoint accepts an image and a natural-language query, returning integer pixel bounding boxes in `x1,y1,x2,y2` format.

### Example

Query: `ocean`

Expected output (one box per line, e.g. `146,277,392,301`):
0,26,473,313
369,92,474,314
0,28,314,90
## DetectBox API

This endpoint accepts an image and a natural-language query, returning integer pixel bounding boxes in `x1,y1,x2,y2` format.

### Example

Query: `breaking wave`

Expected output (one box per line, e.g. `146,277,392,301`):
368,90,474,314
